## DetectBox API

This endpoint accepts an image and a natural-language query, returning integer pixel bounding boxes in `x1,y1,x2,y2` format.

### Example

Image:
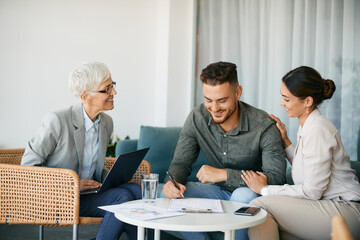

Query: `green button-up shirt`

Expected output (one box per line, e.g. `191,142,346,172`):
167,101,286,192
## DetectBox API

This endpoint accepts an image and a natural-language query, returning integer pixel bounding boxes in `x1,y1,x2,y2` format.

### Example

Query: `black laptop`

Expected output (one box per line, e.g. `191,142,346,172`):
80,148,150,195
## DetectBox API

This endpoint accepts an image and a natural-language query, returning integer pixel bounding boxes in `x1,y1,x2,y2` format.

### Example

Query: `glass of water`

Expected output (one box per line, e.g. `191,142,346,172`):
141,173,159,203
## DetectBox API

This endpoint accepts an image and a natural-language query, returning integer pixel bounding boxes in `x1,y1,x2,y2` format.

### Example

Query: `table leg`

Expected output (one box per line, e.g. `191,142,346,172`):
137,226,145,240
223,230,235,240
154,229,160,240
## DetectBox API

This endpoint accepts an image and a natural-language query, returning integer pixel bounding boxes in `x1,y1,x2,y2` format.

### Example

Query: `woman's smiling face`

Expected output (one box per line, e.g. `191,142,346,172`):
280,82,308,119
82,78,117,121
90,78,117,111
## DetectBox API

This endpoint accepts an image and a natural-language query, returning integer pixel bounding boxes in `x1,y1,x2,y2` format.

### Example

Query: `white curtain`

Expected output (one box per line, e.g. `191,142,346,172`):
194,0,360,161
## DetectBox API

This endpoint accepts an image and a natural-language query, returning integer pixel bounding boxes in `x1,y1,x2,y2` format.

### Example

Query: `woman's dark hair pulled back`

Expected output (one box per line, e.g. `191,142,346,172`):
282,66,336,107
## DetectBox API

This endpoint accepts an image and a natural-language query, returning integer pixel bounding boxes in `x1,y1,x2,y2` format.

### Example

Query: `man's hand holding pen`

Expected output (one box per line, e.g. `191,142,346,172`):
163,171,186,199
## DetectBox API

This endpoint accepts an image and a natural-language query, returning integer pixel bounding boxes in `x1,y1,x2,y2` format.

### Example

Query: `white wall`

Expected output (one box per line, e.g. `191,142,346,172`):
0,0,195,147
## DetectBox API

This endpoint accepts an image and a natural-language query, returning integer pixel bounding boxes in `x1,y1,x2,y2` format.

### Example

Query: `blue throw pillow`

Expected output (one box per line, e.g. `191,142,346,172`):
138,126,182,183
115,139,138,156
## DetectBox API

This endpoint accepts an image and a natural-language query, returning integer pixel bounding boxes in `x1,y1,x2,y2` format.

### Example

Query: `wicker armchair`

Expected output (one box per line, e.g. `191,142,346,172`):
0,149,151,240
0,148,25,165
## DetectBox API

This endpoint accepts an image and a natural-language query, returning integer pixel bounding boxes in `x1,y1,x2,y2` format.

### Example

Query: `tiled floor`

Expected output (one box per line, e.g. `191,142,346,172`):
0,224,183,240
0,224,100,240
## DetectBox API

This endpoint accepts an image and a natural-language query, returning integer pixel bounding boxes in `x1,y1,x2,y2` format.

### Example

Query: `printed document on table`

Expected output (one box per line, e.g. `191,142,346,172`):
168,198,224,213
99,203,184,221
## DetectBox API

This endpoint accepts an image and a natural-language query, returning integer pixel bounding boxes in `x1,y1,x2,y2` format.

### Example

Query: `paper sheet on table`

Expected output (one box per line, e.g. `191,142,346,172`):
168,198,224,213
99,203,184,221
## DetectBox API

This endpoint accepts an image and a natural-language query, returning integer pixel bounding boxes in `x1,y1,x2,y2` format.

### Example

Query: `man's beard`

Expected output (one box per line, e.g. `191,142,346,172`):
210,104,237,125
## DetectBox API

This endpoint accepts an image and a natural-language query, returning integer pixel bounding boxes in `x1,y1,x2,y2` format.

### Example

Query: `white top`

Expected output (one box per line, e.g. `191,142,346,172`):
115,198,267,232
80,107,100,179
265,109,360,201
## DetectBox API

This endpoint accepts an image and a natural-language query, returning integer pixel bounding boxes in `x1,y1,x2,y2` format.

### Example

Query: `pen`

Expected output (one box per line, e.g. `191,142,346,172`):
166,171,184,198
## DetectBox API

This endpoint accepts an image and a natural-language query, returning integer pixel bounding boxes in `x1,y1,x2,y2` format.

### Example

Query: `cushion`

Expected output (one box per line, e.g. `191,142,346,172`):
115,139,138,156
350,161,360,180
137,125,207,183
138,126,182,183
286,167,294,185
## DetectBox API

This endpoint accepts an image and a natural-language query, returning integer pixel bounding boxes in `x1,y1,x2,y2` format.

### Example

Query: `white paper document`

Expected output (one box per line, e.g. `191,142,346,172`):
99,203,184,221
168,198,224,213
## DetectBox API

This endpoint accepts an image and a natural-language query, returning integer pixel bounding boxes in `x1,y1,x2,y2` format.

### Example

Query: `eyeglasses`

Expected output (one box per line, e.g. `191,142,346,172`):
89,81,116,94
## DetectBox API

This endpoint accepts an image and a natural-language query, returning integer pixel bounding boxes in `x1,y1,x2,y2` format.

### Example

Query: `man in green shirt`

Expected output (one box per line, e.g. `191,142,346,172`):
162,62,285,240
163,61,286,203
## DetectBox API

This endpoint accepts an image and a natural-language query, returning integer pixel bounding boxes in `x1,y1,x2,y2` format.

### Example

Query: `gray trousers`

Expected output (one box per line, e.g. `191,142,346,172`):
248,196,360,240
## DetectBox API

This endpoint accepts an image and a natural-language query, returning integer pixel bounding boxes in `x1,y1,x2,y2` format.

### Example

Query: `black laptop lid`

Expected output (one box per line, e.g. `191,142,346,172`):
98,147,150,194
80,147,149,195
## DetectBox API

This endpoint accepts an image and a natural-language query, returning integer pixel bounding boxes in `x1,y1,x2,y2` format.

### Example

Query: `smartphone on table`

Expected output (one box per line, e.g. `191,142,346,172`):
234,206,261,216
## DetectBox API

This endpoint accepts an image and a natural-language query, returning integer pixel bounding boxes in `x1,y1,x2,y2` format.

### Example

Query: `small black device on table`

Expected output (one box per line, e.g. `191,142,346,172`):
234,206,260,216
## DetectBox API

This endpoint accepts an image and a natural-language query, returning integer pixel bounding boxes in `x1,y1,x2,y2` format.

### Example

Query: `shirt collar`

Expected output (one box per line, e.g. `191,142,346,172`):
297,108,321,137
236,101,249,132
83,107,101,132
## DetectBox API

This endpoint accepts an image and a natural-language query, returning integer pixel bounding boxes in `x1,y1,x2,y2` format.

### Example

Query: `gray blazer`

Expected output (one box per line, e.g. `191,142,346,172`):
21,102,113,182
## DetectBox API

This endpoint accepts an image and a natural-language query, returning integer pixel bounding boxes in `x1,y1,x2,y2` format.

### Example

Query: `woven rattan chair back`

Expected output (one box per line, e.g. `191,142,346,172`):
0,148,25,165
0,163,80,226
0,149,151,240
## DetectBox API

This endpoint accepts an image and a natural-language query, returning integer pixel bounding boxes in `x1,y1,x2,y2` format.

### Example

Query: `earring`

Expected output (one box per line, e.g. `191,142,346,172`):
306,108,309,114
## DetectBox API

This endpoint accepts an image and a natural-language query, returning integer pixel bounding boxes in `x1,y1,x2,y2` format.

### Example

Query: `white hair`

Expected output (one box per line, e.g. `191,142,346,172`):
69,62,111,97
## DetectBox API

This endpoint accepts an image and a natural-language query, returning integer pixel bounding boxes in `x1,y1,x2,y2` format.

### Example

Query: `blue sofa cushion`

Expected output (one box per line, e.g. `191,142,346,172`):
137,125,206,183
350,161,360,180
137,126,182,183
115,139,138,155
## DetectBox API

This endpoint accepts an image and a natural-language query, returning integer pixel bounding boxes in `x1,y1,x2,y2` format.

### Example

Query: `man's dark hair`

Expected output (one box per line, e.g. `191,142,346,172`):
200,62,238,86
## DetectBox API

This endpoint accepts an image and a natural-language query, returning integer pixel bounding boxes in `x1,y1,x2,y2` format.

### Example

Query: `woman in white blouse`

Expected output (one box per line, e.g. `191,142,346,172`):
241,66,360,239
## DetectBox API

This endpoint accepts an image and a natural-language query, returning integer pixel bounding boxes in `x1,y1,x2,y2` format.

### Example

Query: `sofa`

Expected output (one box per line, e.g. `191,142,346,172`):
115,125,360,239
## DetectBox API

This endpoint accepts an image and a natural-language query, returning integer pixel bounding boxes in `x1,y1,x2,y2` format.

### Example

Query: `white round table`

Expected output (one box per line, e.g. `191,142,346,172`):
115,198,267,240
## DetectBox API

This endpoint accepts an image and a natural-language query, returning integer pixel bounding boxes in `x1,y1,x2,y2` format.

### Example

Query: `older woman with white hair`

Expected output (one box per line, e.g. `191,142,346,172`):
22,62,141,240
